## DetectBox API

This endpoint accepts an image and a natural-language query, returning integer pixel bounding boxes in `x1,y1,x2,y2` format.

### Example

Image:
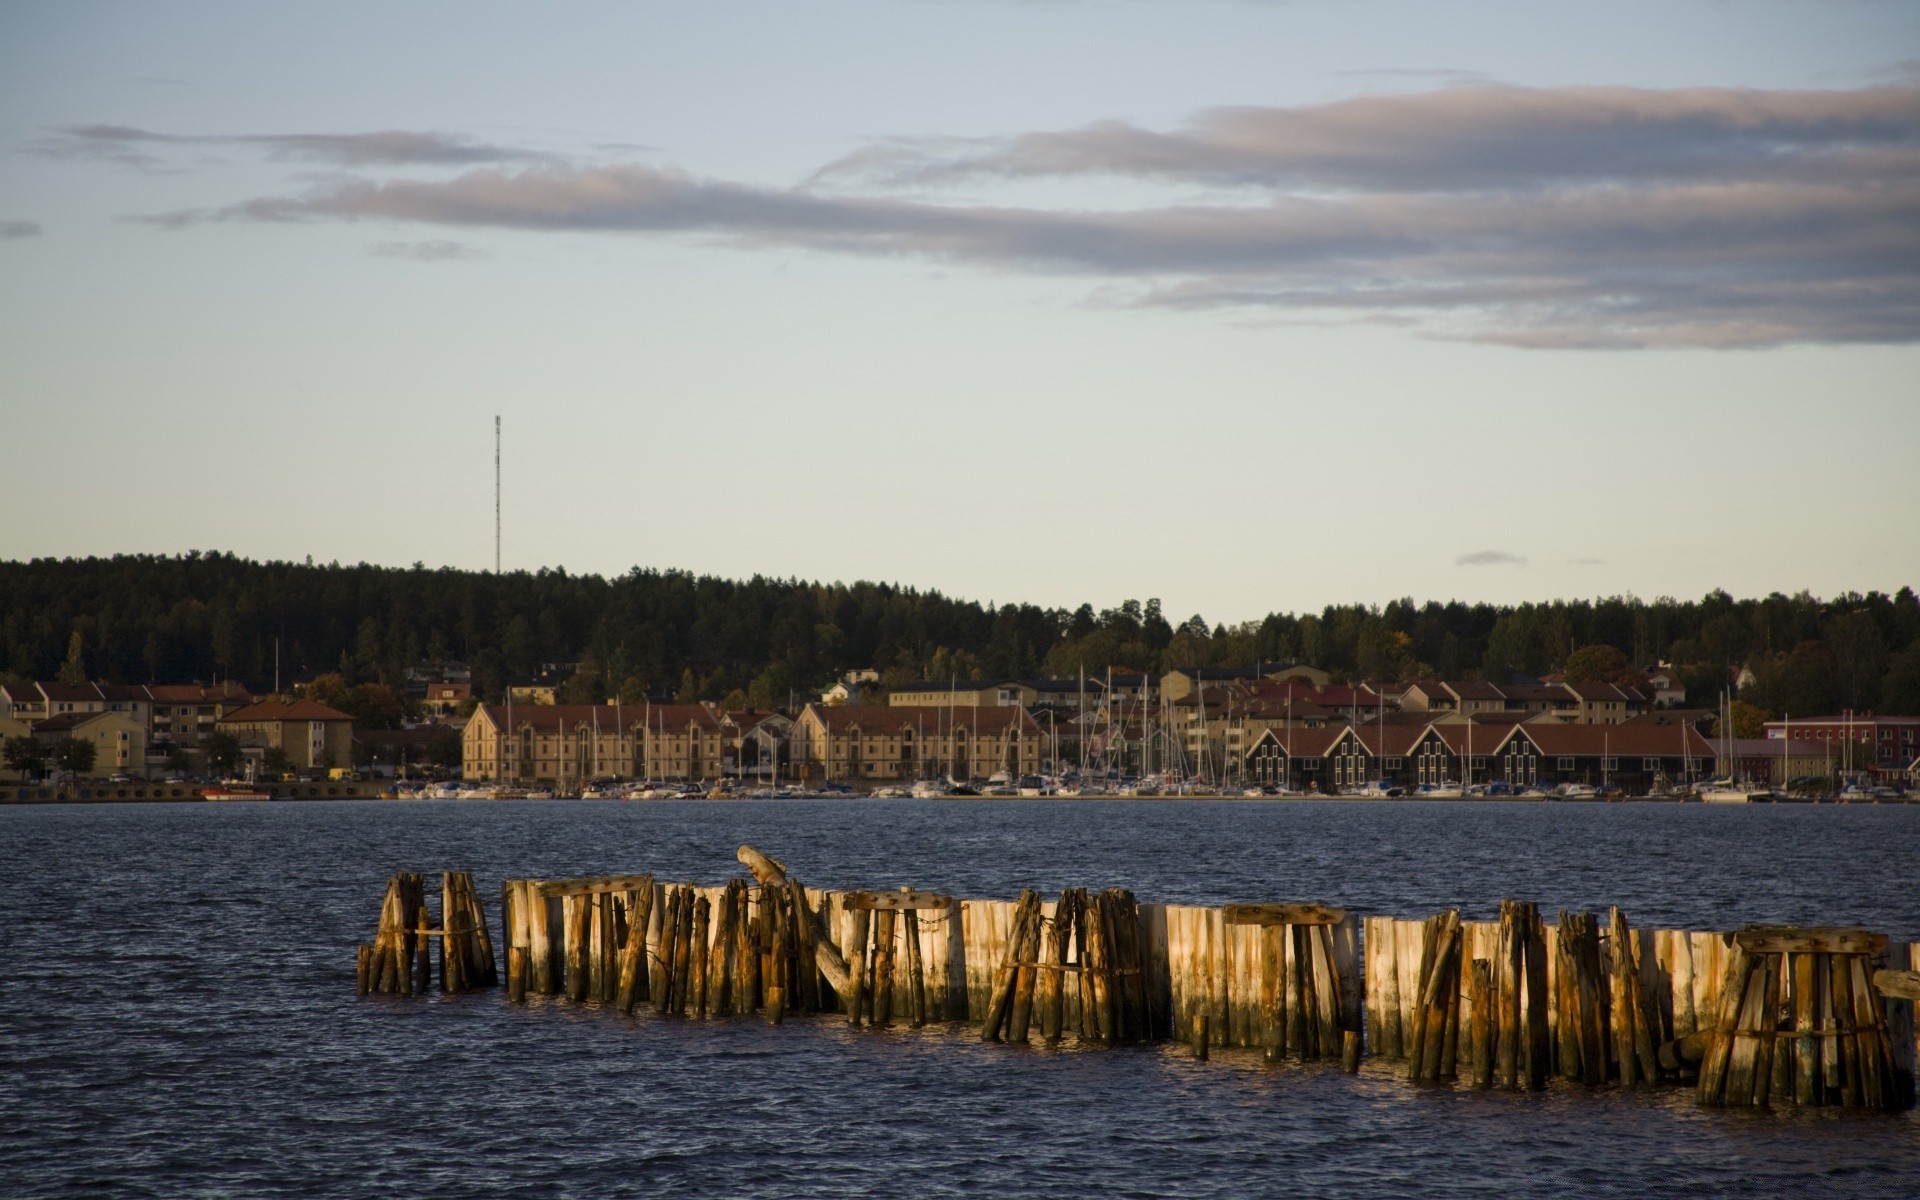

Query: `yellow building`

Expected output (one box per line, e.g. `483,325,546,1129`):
462,702,734,783
789,703,1041,782
32,710,147,778
217,699,355,771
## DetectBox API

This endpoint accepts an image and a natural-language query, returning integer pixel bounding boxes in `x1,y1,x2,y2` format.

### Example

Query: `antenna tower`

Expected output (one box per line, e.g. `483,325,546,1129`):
494,415,502,573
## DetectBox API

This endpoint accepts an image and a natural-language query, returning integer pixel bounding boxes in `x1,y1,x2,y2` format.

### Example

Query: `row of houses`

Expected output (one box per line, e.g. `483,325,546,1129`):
0,680,355,778
461,702,1044,784
1241,721,1840,792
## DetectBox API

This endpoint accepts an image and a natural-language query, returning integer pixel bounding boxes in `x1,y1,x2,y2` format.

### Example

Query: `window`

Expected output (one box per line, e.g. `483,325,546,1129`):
1601,757,1619,770
1385,757,1404,770
1557,757,1575,770
1642,757,1660,772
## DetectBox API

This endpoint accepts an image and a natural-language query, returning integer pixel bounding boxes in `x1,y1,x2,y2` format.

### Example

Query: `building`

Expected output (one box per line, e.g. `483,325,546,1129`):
1159,663,1329,703
1645,666,1687,709
462,702,733,783
1481,723,1715,790
1716,738,1833,785
1560,682,1648,725
506,682,558,706
886,680,1034,708
0,682,49,723
1242,726,1343,791
217,699,355,771
728,710,793,782
97,684,155,732
420,682,472,721
148,683,255,750
31,711,147,778
788,703,1041,783
1761,714,1920,777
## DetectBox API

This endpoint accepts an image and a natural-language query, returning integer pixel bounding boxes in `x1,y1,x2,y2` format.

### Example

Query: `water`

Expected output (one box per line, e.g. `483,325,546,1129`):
4,799,1917,1198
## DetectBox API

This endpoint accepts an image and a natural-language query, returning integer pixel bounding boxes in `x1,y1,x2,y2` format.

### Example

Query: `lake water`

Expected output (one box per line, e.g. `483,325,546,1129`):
4,798,1918,1198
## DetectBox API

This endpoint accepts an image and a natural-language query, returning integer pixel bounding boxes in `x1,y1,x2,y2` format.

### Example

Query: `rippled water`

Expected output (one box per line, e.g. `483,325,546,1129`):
3,799,1917,1198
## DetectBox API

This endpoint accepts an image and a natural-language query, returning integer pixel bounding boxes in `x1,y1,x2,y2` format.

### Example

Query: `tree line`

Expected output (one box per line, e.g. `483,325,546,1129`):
1,553,1916,720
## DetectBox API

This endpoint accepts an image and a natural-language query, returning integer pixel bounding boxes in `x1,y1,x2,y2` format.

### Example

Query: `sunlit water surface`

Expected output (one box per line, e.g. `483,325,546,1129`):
4,799,1917,1198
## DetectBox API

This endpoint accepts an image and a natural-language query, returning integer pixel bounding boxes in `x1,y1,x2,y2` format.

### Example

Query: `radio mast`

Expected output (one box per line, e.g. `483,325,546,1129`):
494,414,502,574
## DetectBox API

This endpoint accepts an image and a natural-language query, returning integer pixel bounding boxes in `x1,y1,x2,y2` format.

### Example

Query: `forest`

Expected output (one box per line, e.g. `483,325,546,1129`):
2,553,1916,721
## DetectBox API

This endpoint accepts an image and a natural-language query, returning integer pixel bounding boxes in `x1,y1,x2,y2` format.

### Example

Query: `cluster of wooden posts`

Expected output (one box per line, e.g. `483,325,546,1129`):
1364,906,1919,1110
356,870,498,997
358,847,1919,1112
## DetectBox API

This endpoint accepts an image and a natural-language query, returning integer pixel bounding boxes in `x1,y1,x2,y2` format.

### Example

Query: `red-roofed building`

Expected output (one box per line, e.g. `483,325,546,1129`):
217,699,355,770
1761,714,1920,778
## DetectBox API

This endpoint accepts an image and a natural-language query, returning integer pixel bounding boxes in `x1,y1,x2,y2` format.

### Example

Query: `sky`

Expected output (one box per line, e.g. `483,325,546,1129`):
1,1,1915,623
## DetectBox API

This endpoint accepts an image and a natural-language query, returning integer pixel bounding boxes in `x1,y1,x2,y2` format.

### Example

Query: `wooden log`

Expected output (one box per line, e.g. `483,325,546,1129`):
1520,904,1551,1090
672,886,694,1016
1364,917,1394,1059
706,880,737,1013
1037,894,1069,1042
846,907,871,1027
627,884,654,1007
508,945,528,1004
1722,954,1771,1105
1406,913,1442,1081
1751,954,1780,1108
1342,1029,1362,1074
1610,910,1638,1086
1261,924,1285,1064
654,888,681,1016
1006,905,1040,1043
1697,944,1752,1105
1849,955,1889,1108
691,895,711,1017
808,895,852,1001
733,884,755,1014
1072,891,1095,1042
1735,927,1887,956
1086,893,1114,1044
1223,903,1346,927
1469,958,1494,1088
356,944,372,996
1439,938,1461,1080
1873,968,1920,1003
904,908,927,1027
736,844,788,884
414,906,433,996
787,879,820,1012
1193,1012,1210,1061
1314,924,1344,1060
563,895,587,1003
980,890,1034,1041
1496,904,1522,1086
1657,1032,1706,1071
766,890,787,1025
1288,923,1310,1059
873,909,898,1028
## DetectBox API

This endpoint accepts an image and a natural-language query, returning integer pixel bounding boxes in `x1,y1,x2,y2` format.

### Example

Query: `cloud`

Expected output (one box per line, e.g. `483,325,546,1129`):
34,125,551,168
0,220,41,239
128,84,1920,348
1456,550,1528,567
368,239,487,261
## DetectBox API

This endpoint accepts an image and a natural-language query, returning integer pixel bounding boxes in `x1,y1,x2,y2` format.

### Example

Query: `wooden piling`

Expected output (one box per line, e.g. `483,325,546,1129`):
1469,957,1495,1088
691,895,711,1017
904,909,927,1027
765,889,786,1025
1342,1029,1362,1074
508,945,528,1004
787,879,819,1013
672,886,694,1016
356,944,372,996
1193,1012,1210,1061
982,889,1036,1042
872,909,898,1027
847,907,871,1027
414,906,433,996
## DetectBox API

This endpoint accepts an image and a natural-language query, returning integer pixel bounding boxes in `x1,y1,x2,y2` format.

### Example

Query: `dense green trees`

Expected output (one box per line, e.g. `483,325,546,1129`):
0,554,1915,716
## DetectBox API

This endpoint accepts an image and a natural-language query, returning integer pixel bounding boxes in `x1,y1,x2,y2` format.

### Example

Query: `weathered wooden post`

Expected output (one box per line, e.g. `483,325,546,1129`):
1193,1012,1210,1061
903,909,927,1027
691,894,711,1017
1469,957,1495,1088
508,945,529,1004
847,907,871,1027
872,909,898,1027
356,944,372,995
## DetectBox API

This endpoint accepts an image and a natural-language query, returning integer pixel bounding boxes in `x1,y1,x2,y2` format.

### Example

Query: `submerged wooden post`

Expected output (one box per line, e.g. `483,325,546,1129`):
414,906,433,996
903,909,927,1028
1038,892,1072,1043
765,889,787,1025
872,909,898,1027
1193,1012,1210,1061
508,945,528,1003
847,907,871,1027
655,887,682,1016
672,885,694,1016
1342,1029,1362,1074
1469,957,1495,1088
691,895,711,1017
356,944,372,996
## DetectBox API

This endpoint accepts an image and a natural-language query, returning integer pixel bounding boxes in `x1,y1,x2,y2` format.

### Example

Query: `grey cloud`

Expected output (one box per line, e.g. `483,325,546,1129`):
35,125,550,167
814,84,1920,192
1457,550,1528,567
131,84,1920,348
369,239,487,261
0,220,41,238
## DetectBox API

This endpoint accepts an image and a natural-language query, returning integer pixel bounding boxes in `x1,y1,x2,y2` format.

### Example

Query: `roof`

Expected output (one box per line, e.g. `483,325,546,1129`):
1496,724,1715,757
425,683,471,699
220,699,355,723
1444,681,1507,702
1429,722,1527,754
1763,714,1920,728
479,703,723,734
1502,684,1574,703
37,682,104,702
32,710,136,734
96,684,152,702
1244,725,1344,757
1351,723,1427,755
146,683,253,704
1561,681,1641,702
805,703,1039,736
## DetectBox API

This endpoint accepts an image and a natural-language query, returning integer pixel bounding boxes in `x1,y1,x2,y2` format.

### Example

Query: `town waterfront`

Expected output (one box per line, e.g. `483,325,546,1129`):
4,798,1917,1198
